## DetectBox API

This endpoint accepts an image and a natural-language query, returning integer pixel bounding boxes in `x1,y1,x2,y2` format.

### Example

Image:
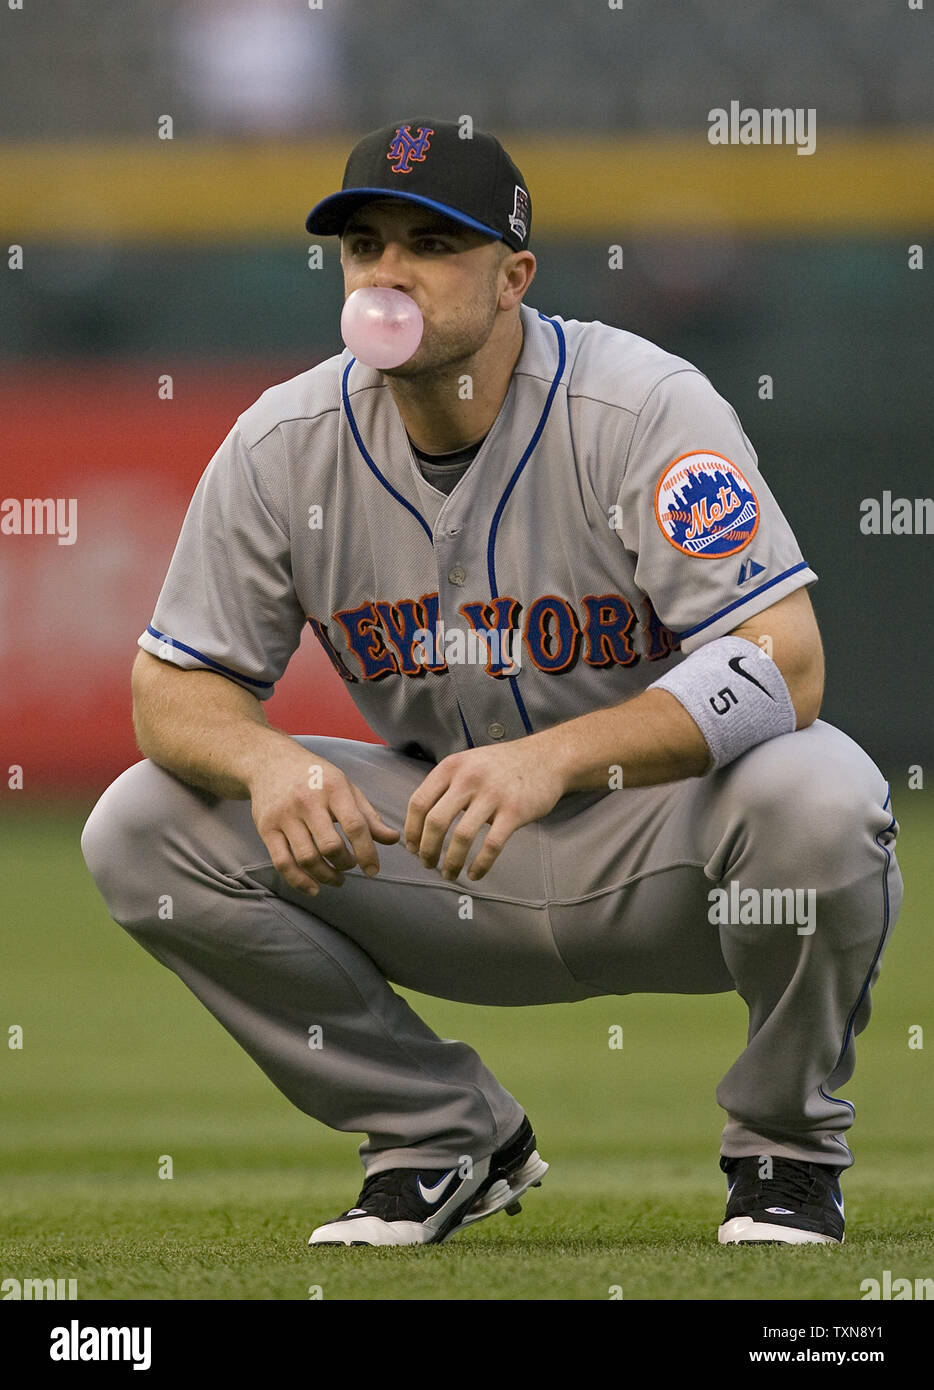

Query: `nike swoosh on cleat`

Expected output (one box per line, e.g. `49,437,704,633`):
417,1169,458,1204
765,1207,796,1215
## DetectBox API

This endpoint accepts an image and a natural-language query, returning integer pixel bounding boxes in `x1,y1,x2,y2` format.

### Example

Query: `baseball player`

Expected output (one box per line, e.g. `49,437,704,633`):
82,119,902,1249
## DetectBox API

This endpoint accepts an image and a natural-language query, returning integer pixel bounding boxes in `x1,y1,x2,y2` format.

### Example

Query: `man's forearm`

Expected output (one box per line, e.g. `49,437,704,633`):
131,653,295,799
537,594,823,796
539,687,711,794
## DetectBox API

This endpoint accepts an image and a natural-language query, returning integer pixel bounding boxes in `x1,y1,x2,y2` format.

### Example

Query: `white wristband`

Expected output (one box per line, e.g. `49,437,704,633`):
649,635,797,771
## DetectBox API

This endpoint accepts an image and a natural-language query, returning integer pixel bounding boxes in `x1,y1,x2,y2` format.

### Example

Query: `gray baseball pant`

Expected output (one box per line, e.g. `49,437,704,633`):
81,718,901,1175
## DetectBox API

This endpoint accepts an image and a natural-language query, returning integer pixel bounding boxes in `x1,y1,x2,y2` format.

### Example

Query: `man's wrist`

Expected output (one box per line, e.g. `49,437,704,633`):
530,690,711,796
239,725,306,796
528,720,594,796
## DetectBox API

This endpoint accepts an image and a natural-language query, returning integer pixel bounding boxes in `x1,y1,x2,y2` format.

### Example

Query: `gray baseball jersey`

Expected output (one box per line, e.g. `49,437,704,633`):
139,301,817,760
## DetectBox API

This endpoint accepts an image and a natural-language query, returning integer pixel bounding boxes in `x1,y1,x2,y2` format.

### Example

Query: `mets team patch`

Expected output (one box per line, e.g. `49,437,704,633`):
654,451,759,558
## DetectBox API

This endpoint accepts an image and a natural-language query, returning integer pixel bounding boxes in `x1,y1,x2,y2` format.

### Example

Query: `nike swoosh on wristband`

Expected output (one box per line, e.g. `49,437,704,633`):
727,653,775,700
417,1169,459,1204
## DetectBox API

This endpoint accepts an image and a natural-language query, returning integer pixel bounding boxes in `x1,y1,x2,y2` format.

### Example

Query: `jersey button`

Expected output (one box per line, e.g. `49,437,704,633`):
488,722,506,740
448,564,467,585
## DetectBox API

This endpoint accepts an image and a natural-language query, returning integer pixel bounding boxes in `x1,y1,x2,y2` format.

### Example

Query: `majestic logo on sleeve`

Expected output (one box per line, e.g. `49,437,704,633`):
655,451,759,558
386,126,434,174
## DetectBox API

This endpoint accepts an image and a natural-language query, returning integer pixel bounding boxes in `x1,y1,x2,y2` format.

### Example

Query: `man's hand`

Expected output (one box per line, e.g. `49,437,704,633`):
404,738,566,883
248,744,399,897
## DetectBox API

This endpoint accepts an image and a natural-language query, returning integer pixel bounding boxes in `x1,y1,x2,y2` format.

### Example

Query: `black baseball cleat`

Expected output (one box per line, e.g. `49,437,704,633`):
718,1155,846,1245
308,1115,547,1247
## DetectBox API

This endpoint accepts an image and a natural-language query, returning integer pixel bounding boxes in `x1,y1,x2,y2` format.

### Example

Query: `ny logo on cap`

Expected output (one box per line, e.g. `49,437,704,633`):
387,126,434,174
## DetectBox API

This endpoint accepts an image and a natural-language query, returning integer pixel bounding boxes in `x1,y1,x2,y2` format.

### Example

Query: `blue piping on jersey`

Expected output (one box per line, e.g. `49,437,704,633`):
145,625,274,690
674,561,812,642
487,313,567,735
818,787,896,1124
457,706,475,749
342,361,434,544
342,360,477,744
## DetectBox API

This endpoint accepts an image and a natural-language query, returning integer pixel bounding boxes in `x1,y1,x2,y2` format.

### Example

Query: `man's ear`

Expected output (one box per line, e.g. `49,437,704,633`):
501,250,537,307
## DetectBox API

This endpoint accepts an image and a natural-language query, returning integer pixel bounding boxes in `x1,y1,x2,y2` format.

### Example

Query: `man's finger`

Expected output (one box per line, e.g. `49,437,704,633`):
284,818,345,886
440,800,498,881
353,787,402,846
302,807,357,872
327,785,384,877
414,788,472,868
465,813,517,881
292,812,354,878
404,764,454,853
264,828,320,897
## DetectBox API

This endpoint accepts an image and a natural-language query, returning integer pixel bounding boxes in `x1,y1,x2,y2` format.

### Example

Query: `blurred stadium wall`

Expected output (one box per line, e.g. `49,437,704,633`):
1,0,932,792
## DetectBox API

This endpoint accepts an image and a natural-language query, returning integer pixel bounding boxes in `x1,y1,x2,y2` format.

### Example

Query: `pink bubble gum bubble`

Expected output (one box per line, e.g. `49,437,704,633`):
340,287,424,369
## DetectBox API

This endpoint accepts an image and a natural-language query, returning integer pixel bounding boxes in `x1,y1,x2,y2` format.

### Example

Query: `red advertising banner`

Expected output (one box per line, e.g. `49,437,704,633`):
0,363,379,792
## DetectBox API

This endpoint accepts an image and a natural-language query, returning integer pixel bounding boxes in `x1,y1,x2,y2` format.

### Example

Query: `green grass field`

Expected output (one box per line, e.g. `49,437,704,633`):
2,798,932,1302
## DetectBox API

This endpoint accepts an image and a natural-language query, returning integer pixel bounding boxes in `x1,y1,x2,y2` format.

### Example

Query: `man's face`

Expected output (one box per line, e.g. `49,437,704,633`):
339,199,511,378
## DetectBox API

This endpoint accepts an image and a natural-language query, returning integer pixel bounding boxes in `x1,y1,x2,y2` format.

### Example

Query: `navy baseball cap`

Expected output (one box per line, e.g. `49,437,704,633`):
305,118,532,251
